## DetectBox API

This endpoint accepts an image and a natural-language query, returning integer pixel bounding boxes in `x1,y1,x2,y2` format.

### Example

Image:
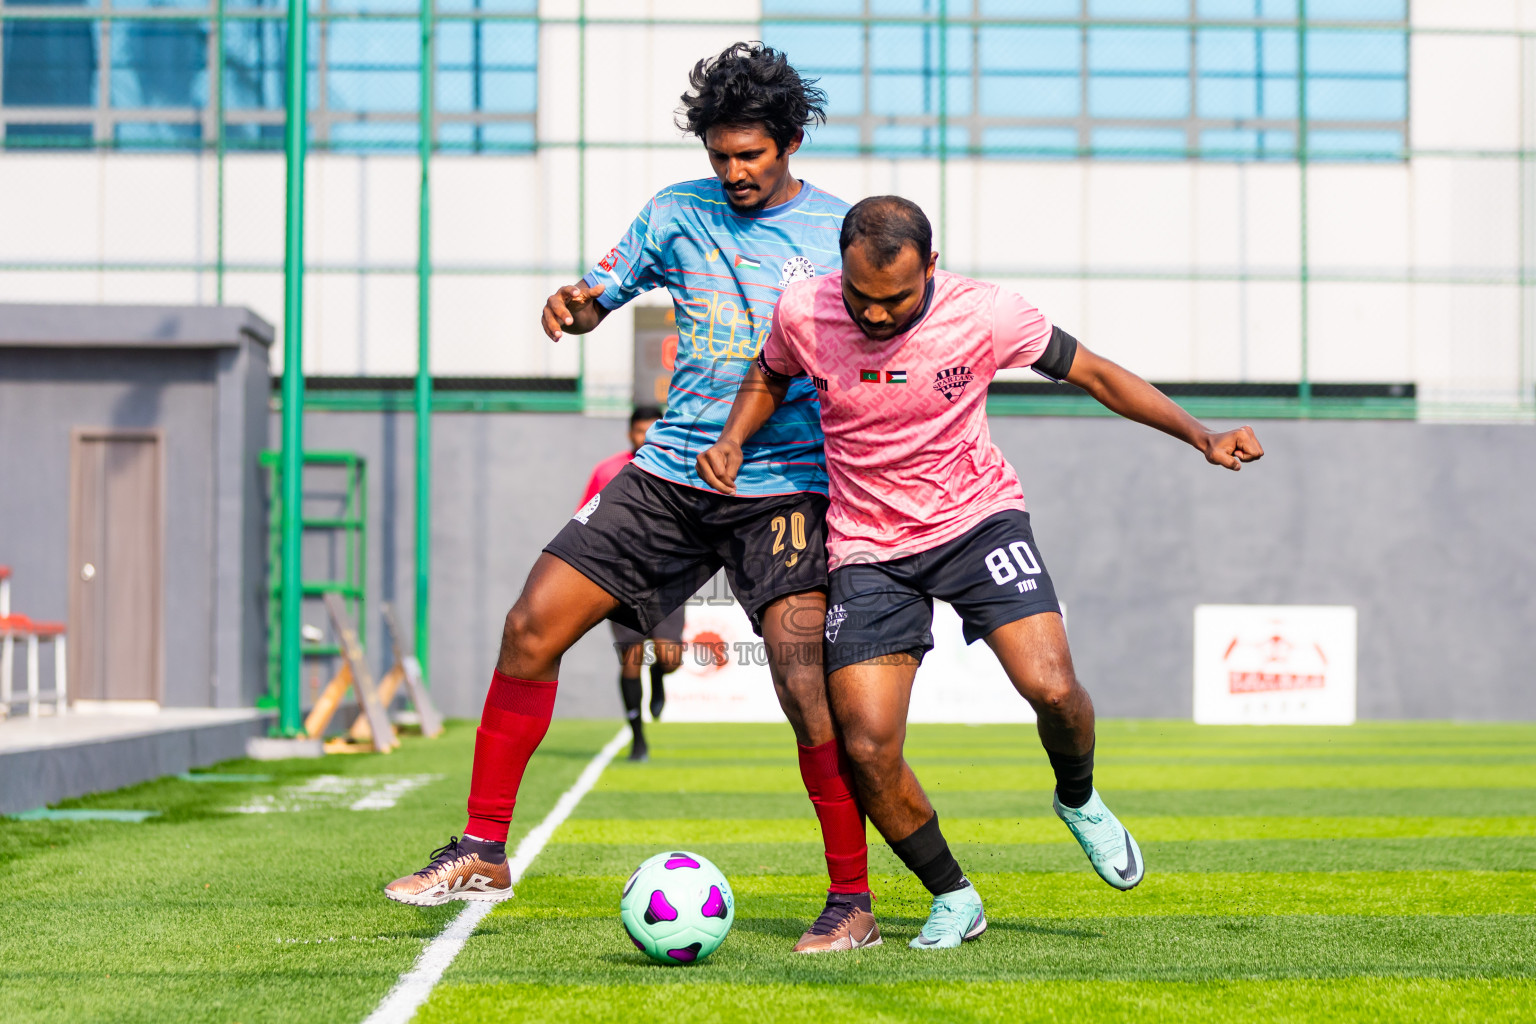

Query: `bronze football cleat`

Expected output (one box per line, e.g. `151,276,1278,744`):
793,894,883,953
383,837,513,907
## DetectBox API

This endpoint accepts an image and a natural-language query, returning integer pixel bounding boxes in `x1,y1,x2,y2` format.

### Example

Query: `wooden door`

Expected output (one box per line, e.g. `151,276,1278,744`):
69,431,164,703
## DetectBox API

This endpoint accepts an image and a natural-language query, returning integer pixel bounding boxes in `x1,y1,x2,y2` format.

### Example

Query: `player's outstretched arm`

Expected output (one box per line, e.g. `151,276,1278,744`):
1064,343,1264,471
697,362,790,495
540,281,609,341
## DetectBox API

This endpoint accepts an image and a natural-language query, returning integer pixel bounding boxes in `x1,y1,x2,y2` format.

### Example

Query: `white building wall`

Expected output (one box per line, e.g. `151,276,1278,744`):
0,1,1531,411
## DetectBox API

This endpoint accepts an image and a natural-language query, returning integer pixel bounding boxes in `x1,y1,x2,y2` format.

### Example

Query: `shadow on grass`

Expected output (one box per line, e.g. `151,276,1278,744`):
730,917,809,940
987,919,1106,940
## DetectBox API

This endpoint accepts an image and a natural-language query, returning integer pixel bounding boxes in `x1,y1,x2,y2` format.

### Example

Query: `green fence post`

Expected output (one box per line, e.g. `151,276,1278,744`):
576,0,588,407
277,0,310,737
1298,0,1312,414
1522,33,1533,410
215,0,226,304
937,0,948,260
415,0,435,685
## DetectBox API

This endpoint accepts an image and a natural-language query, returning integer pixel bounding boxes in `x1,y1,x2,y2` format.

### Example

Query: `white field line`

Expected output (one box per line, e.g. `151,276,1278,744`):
362,726,630,1024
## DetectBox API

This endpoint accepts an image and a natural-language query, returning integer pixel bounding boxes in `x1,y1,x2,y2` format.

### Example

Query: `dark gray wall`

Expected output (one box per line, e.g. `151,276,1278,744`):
998,417,1536,720
0,305,272,709
295,411,1535,722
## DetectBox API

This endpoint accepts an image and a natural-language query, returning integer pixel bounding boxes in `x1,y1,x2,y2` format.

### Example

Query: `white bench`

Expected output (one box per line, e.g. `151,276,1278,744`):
0,615,67,720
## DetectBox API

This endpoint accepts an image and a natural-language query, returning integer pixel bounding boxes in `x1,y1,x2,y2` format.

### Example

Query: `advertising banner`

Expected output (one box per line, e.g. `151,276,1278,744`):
664,588,1038,723
1193,605,1358,725
664,598,781,723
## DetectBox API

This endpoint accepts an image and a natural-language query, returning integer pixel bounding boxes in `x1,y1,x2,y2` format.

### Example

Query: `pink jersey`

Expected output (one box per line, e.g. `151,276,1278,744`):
580,450,634,508
760,270,1053,569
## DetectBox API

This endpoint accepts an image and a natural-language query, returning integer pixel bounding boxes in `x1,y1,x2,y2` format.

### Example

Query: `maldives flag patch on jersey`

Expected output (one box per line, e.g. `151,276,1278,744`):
885,370,907,384
734,254,762,269
859,370,880,383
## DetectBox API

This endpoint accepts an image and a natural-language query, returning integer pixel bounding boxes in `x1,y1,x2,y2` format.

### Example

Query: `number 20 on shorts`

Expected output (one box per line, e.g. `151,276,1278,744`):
986,542,1042,592
771,512,808,568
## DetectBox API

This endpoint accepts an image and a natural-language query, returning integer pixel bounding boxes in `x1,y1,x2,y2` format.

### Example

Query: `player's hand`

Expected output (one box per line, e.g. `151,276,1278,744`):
697,441,743,495
541,282,607,341
1200,425,1264,471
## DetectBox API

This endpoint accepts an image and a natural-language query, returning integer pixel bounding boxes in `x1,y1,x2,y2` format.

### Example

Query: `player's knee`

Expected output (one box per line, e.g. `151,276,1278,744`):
501,603,558,664
1032,671,1080,713
618,643,645,673
775,655,824,701
651,641,683,674
842,730,901,775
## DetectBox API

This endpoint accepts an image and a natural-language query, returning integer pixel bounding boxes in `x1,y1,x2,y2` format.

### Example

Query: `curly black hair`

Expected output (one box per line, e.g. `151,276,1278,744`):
676,42,828,153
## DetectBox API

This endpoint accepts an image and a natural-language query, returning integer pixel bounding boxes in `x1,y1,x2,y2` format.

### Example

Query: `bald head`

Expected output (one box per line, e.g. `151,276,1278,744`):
840,195,932,268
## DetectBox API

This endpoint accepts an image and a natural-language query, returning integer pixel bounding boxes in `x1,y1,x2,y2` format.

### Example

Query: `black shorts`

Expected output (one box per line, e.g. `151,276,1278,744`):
545,464,829,635
824,509,1061,674
610,604,686,648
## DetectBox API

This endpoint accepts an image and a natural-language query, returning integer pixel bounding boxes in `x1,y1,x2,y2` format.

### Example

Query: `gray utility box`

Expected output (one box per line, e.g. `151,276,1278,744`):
0,304,272,709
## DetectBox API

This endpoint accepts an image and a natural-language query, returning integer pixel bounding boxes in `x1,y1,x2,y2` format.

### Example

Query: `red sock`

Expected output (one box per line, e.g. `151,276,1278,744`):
464,671,558,843
798,740,870,894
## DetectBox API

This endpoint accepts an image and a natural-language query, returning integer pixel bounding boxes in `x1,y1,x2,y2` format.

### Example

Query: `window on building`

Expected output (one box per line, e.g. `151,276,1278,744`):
762,0,1408,160
0,0,539,152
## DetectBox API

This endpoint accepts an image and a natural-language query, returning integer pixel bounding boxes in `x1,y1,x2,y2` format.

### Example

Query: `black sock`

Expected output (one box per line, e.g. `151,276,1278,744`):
889,813,969,896
458,835,507,864
620,674,645,744
1048,745,1094,808
648,664,667,716
807,890,873,935
833,891,873,912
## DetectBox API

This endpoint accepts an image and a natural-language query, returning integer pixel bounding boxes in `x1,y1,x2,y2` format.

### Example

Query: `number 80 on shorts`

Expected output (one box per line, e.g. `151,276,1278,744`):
985,542,1042,592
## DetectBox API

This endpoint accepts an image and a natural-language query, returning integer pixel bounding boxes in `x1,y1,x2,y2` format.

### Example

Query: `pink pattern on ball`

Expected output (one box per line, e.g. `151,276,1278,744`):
646,889,678,923
700,885,727,919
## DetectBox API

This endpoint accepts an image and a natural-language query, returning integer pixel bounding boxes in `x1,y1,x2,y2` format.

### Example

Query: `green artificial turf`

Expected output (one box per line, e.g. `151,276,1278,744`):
3,719,1534,1023
0,720,617,1024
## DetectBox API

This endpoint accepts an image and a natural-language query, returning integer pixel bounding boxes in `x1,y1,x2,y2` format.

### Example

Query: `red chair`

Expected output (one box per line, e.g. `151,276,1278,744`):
0,613,67,720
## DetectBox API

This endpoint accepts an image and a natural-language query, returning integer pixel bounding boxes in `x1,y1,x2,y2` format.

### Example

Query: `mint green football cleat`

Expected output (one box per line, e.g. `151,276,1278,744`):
909,884,987,950
1053,788,1145,890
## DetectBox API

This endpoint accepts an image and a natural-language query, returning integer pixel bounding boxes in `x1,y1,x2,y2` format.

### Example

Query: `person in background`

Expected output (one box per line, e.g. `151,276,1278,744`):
580,405,684,761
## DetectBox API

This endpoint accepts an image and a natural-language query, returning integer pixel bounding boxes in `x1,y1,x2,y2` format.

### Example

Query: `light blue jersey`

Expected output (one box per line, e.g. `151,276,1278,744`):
582,177,848,496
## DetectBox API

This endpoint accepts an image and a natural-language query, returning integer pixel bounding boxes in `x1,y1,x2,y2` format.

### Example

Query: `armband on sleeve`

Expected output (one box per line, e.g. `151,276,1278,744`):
756,351,796,383
1031,326,1079,382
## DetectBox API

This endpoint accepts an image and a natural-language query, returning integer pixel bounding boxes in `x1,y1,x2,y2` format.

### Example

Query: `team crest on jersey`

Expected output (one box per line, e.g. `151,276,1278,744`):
573,494,600,525
825,604,849,643
779,255,817,287
597,248,619,273
933,366,975,403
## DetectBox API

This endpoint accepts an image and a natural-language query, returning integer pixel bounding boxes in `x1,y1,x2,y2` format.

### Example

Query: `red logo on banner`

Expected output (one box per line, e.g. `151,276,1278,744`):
1222,632,1330,695
1228,671,1326,693
688,630,729,672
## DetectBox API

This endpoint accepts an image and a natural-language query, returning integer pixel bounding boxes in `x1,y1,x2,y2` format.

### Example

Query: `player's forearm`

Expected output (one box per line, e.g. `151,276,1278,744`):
719,364,788,446
1070,349,1209,450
